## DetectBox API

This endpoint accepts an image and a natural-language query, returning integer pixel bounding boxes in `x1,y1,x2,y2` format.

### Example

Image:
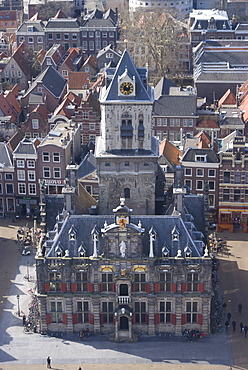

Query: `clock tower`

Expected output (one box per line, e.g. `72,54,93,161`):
95,50,161,215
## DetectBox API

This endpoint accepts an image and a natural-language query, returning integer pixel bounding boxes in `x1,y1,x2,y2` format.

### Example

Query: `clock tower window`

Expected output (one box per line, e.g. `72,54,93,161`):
121,112,133,149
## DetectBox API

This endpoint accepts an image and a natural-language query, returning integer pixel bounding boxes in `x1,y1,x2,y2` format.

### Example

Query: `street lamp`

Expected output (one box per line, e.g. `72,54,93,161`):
26,262,30,282
16,295,20,317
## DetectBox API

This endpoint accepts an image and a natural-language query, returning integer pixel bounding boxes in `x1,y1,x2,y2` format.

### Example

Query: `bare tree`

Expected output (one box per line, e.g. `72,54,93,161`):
119,10,189,80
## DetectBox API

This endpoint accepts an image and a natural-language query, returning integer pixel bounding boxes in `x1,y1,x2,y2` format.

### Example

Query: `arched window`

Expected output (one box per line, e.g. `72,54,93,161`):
124,187,130,198
121,112,133,149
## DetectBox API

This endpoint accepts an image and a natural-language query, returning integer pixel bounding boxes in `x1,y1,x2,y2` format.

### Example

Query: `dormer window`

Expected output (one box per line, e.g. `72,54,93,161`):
55,243,63,257
78,244,86,257
162,245,169,257
173,234,179,241
184,246,192,258
195,155,207,162
69,226,77,241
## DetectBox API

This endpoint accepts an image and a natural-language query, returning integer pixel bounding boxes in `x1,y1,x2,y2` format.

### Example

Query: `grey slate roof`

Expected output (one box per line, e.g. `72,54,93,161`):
45,212,204,258
45,18,80,29
153,95,197,117
196,50,248,65
101,49,153,102
17,20,45,32
23,66,67,99
154,77,178,100
181,148,219,163
13,138,37,155
78,152,96,179
195,70,248,82
0,142,13,167
45,195,64,231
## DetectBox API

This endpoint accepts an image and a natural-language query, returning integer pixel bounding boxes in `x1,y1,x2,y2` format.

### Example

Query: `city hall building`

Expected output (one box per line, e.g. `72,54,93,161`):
35,50,212,341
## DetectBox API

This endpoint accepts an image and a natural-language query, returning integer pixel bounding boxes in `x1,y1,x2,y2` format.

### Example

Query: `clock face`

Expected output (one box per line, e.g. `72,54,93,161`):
120,82,134,95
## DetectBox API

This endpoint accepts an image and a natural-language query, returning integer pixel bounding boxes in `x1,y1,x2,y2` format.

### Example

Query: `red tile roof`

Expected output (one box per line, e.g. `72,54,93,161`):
12,42,30,76
218,89,236,108
68,71,91,89
159,139,182,165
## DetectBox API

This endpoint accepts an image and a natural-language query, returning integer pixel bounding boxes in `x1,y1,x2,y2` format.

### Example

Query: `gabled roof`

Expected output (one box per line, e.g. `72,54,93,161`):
84,92,100,114
82,55,98,70
60,49,79,71
31,104,49,120
159,139,182,166
0,90,21,123
7,131,23,151
101,49,152,102
44,44,64,65
54,9,67,18
23,66,67,99
11,42,30,76
154,76,177,100
218,89,237,108
68,71,91,89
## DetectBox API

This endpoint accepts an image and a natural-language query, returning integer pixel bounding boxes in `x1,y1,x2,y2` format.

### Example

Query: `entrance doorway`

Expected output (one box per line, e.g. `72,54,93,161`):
120,316,128,330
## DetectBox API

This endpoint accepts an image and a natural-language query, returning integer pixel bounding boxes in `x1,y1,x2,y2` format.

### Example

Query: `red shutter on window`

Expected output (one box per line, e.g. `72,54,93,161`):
61,283,66,292
171,283,177,293
197,314,203,325
181,283,187,293
181,314,186,325
100,314,103,325
132,314,136,324
88,283,93,292
171,314,176,325
99,283,102,292
198,283,204,292
146,283,151,293
71,283,77,292
146,314,149,325
72,313,78,324
46,313,51,324
89,313,94,324
154,282,160,292
154,313,160,325
112,284,116,292
63,314,67,324
131,283,135,292
44,283,50,292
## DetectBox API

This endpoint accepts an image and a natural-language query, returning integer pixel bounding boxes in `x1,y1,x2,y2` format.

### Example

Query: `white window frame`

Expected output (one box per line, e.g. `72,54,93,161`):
32,119,39,129
43,167,50,178
53,167,61,178
208,169,216,177
42,152,50,162
6,183,13,194
185,168,192,176
18,183,26,195
17,170,25,181
29,183,36,195
53,153,60,162
196,168,204,177
27,160,35,168
28,171,35,181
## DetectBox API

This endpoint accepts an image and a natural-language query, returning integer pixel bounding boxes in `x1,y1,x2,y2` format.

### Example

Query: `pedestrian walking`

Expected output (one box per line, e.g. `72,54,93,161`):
244,325,248,338
225,320,229,330
47,356,51,368
227,312,232,321
240,322,244,333
238,303,243,313
22,314,26,326
78,367,82,370
232,320,236,331
223,302,227,309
